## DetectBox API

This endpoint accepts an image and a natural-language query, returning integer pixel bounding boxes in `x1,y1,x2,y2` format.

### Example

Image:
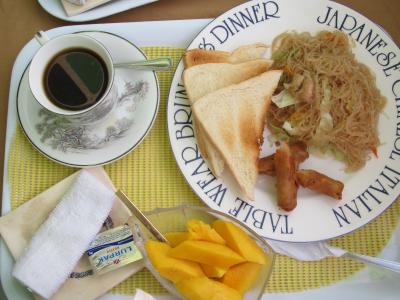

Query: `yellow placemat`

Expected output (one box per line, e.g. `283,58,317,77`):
7,46,400,294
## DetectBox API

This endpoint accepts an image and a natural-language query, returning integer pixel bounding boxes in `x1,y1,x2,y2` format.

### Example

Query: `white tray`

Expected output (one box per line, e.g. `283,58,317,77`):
38,0,158,22
1,19,400,300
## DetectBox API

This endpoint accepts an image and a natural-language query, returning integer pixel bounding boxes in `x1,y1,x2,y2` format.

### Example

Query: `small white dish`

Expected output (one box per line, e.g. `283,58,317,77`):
37,0,158,22
17,31,159,167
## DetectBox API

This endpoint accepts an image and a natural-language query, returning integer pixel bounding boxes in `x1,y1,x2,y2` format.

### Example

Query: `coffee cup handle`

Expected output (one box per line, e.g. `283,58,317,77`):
34,31,50,46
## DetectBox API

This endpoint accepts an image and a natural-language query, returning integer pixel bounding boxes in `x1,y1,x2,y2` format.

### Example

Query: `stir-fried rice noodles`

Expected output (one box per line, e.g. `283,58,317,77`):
267,31,386,171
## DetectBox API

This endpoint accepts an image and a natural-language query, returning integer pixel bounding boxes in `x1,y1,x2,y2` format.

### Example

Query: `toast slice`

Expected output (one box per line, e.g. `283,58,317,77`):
184,43,268,68
184,58,273,177
184,59,273,177
184,59,274,102
193,70,283,200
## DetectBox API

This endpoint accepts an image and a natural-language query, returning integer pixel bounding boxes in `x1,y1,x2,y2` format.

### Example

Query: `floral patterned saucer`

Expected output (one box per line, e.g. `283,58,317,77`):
17,31,159,167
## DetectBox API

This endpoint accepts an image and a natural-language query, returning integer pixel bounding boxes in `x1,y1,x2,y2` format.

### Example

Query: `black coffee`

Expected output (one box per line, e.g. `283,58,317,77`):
44,48,108,110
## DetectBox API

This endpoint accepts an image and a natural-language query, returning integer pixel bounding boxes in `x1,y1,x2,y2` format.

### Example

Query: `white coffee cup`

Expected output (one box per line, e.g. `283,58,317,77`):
29,31,117,124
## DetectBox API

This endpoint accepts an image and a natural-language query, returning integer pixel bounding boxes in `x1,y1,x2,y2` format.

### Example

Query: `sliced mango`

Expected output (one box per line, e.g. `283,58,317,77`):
165,232,189,247
176,276,242,300
213,220,268,265
201,264,228,278
187,219,226,244
168,240,245,269
145,240,204,283
220,262,262,294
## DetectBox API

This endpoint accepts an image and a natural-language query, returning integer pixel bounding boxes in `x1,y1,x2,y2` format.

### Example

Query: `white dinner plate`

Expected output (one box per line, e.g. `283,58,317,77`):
167,0,400,242
17,31,159,167
37,0,157,22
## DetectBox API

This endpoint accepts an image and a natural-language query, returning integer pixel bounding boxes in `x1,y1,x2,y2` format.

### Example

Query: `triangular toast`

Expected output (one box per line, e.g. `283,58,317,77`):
193,70,282,200
184,59,273,102
184,58,272,177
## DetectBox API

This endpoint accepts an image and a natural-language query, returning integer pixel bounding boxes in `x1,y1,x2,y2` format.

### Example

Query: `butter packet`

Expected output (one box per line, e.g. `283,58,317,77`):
86,224,143,274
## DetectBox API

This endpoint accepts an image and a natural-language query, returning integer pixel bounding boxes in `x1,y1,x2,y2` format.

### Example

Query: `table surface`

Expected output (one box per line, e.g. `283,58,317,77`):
0,0,399,211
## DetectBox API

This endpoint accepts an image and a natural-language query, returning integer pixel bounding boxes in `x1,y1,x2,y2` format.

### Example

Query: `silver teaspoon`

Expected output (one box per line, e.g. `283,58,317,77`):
114,57,172,71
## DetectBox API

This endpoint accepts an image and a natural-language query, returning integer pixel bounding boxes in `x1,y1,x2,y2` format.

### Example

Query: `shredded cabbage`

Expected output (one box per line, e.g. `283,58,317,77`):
272,47,299,63
268,123,290,144
321,144,346,162
309,144,346,162
282,120,297,136
271,89,297,108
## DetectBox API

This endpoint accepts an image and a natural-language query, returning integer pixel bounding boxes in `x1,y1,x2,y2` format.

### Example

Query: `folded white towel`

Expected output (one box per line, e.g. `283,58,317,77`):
12,170,115,299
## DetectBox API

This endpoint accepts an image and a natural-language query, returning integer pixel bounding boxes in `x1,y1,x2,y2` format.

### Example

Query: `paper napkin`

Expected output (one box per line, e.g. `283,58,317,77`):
267,240,346,261
61,0,114,16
